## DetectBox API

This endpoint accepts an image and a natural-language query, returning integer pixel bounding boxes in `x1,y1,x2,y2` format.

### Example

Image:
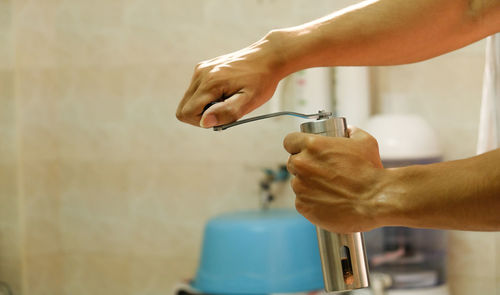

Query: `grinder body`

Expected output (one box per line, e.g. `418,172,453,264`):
300,117,370,292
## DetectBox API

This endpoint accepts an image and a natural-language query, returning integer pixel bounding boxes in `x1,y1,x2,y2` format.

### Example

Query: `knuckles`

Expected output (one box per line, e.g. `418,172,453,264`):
362,132,379,149
176,108,186,122
218,103,240,122
282,133,296,153
176,104,199,126
176,104,195,123
294,198,308,215
193,63,206,79
286,157,294,175
290,177,308,195
304,135,335,154
294,198,316,224
304,135,319,150
353,128,380,150
194,61,209,71
288,155,310,176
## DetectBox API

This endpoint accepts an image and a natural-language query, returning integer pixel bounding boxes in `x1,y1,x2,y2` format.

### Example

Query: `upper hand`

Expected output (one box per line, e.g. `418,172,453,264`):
283,127,387,233
176,33,285,128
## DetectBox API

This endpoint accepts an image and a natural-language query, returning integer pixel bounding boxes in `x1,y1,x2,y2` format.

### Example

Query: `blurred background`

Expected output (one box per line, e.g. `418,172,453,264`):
0,0,498,294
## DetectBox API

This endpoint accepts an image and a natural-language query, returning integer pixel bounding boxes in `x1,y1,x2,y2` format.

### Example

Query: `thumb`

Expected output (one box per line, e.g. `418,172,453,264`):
348,126,383,167
348,126,370,140
200,92,251,128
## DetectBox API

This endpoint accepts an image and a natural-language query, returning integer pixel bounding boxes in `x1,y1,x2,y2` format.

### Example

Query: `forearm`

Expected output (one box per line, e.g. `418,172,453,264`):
379,148,500,231
269,0,500,76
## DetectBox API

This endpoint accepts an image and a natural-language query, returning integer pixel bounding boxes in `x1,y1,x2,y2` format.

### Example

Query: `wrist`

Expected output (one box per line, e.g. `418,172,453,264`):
372,167,415,228
263,28,316,78
260,30,295,79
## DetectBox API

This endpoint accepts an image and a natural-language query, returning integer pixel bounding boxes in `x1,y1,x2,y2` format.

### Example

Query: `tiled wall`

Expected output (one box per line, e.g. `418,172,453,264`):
0,1,22,295
0,0,498,294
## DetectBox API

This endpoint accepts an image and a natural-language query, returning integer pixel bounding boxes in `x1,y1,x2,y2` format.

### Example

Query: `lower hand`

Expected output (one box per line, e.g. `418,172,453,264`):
283,127,387,233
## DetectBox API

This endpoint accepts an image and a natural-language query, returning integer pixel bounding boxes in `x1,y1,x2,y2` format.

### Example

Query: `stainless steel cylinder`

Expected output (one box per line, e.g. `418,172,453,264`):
300,117,370,293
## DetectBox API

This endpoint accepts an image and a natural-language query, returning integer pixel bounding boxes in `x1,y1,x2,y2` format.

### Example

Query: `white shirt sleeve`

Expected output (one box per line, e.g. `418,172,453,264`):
477,33,500,154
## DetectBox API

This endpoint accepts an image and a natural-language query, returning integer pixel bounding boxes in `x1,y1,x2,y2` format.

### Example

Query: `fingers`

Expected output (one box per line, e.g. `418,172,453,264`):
177,88,244,128
200,92,251,128
283,127,376,176
284,126,383,233
283,132,309,155
177,70,256,128
176,62,227,126
176,64,205,126
284,133,322,177
286,154,298,176
176,93,212,126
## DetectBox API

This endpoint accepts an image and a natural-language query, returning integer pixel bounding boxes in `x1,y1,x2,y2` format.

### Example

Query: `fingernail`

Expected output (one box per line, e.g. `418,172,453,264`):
201,114,218,128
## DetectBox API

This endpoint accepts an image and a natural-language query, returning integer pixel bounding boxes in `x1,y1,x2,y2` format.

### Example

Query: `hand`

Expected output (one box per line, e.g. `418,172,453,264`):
176,32,285,128
283,127,386,233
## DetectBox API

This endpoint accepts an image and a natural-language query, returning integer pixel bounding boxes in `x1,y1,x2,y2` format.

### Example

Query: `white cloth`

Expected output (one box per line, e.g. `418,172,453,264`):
477,33,500,154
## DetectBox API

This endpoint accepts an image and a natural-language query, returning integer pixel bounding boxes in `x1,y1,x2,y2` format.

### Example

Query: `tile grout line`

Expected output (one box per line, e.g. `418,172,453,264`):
12,0,27,293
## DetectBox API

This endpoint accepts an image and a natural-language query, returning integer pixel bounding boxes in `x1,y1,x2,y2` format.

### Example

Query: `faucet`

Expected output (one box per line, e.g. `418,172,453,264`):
259,165,289,210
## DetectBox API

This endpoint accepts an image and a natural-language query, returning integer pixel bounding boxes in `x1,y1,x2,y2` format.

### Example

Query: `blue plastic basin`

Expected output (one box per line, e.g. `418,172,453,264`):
192,209,323,294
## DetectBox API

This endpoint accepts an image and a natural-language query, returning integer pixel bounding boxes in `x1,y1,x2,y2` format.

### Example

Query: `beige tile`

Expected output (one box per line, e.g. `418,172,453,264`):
22,160,63,256
292,0,361,24
121,0,209,65
14,29,57,69
448,274,496,295
55,26,127,68
14,1,127,68
0,70,15,160
13,0,59,69
50,1,223,67
0,211,20,290
0,31,14,70
0,254,23,295
16,69,62,161
0,161,21,294
61,253,132,295
203,0,281,29
447,231,496,278
0,162,17,211
13,0,60,29
53,67,149,161
56,161,132,254
55,0,125,29
455,37,487,55
24,253,64,295
0,0,12,28
51,67,131,161
0,1,14,70
0,221,19,258
128,254,181,295
128,253,200,295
